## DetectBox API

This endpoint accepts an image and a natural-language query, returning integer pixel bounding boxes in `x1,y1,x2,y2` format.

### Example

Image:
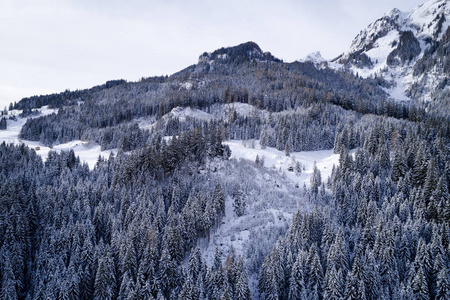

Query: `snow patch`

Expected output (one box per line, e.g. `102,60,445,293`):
180,82,193,90
224,140,340,188
170,106,213,122
210,103,269,119
407,0,450,40
0,106,115,169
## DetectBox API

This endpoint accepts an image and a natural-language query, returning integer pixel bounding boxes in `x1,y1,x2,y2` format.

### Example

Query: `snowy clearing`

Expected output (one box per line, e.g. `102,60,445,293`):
0,106,115,169
224,139,340,188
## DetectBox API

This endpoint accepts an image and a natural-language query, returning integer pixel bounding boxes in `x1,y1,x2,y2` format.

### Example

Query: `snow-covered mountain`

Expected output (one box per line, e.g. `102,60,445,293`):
333,0,450,102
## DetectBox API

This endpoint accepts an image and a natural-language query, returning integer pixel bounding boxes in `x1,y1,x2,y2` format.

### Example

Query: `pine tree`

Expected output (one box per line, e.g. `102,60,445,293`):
94,254,116,300
436,267,450,300
364,250,381,300
179,273,195,300
188,246,202,282
233,187,246,217
285,142,290,157
0,117,7,130
289,252,306,300
306,244,323,299
326,228,349,274
118,271,136,300
392,149,407,181
235,257,251,300
433,176,450,222
423,159,437,203
122,240,138,281
345,256,364,300
412,266,429,300
213,184,226,224
310,162,322,195
68,269,80,300
379,144,391,170
339,147,352,173
0,254,18,300
157,248,178,298
324,265,345,300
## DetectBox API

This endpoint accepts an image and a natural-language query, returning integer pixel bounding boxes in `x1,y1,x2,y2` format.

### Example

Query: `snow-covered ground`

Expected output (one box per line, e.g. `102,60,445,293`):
0,106,115,169
0,106,58,145
200,139,343,297
225,139,340,187
138,103,269,131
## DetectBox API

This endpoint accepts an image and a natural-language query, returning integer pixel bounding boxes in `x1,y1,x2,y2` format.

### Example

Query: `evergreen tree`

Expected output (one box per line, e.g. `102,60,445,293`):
345,256,366,300
310,162,322,195
306,244,323,299
213,184,226,224
0,254,18,300
436,267,450,300
94,254,116,300
233,187,246,217
235,256,251,300
392,149,407,181
412,266,429,300
324,265,345,300
289,252,307,300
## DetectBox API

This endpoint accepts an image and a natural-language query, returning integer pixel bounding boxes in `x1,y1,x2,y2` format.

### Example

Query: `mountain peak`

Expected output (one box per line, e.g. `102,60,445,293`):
198,41,280,64
334,0,450,102
299,51,327,65
407,0,449,41
386,8,402,18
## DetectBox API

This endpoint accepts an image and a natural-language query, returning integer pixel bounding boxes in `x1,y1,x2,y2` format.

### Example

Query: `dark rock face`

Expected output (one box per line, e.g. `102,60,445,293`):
344,51,373,68
409,26,450,100
387,31,421,66
414,26,450,76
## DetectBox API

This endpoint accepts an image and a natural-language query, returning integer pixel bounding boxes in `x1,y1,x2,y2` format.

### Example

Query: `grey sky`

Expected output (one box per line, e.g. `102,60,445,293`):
0,0,425,108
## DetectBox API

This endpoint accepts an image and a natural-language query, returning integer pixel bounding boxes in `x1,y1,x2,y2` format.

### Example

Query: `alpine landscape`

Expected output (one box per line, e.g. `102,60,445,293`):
0,0,449,299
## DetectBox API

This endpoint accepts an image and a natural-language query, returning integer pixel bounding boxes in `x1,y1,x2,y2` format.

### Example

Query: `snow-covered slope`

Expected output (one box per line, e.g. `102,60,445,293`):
333,0,450,102
200,139,343,296
0,107,115,169
138,103,269,131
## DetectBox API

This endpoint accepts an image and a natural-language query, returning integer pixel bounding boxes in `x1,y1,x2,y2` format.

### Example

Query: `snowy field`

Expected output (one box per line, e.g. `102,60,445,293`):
0,106,115,169
225,139,339,187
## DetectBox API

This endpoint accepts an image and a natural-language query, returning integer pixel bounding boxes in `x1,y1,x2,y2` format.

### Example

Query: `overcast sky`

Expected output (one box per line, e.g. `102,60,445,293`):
0,0,426,108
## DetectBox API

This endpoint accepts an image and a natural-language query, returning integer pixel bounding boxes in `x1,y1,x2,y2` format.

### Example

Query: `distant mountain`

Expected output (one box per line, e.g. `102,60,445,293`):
333,0,450,102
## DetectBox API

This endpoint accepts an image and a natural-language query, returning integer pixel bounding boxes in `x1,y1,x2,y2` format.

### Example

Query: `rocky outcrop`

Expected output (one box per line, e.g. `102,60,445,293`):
386,31,421,66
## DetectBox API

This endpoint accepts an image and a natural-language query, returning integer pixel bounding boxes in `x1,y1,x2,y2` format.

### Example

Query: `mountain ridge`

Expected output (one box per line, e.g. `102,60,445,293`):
198,41,281,65
330,0,450,102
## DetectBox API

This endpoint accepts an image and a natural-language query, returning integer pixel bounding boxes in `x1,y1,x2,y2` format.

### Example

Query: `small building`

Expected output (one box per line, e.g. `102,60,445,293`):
34,146,40,151
287,166,294,172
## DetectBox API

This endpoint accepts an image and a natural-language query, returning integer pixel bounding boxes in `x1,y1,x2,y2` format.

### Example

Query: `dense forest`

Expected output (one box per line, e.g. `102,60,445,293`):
0,41,449,299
